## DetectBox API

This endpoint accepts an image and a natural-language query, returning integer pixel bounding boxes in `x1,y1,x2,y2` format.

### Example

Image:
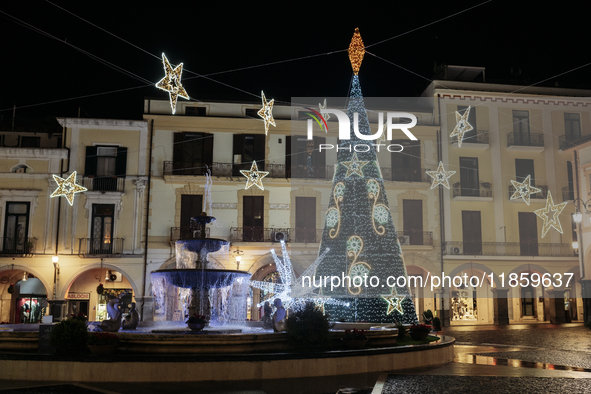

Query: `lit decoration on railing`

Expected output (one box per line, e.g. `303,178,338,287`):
450,106,474,147
510,175,542,205
348,28,365,75
342,152,369,178
426,161,456,189
240,161,269,190
534,191,567,237
381,292,406,315
257,91,276,135
51,171,87,206
155,53,189,114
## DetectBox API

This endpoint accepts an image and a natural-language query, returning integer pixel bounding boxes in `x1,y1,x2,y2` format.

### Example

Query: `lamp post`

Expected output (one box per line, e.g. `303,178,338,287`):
233,249,244,270
572,194,591,324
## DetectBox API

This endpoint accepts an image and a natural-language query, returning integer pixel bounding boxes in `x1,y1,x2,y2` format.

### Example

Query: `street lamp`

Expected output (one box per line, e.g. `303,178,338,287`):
572,193,591,225
233,248,244,270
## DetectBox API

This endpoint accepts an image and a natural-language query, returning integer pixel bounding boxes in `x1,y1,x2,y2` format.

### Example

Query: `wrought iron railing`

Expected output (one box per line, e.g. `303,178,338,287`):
383,167,430,183
170,227,210,243
453,182,493,198
78,238,124,256
442,241,576,257
81,176,125,192
0,237,37,255
562,186,574,201
229,227,323,243
396,231,433,246
451,130,490,145
508,184,548,200
507,132,544,147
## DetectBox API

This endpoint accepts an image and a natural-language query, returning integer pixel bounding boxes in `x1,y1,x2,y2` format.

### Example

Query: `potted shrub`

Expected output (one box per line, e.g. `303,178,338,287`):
186,313,207,331
409,324,432,340
341,329,368,349
87,332,119,355
433,317,442,331
285,302,330,348
50,317,89,355
422,309,433,324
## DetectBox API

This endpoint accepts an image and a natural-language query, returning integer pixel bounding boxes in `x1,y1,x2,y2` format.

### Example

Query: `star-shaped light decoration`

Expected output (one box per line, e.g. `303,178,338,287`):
510,175,542,205
348,27,365,75
426,161,456,189
155,53,189,114
341,152,370,178
534,191,567,238
450,106,474,147
51,171,87,206
257,91,276,135
381,292,406,315
240,161,269,190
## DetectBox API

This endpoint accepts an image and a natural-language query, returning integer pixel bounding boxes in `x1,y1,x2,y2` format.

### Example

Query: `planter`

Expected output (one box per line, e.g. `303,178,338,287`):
88,345,116,355
188,323,205,331
341,339,367,349
409,331,429,340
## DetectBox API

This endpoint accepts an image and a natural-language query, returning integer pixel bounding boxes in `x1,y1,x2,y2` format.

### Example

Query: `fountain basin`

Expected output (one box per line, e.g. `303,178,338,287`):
151,269,251,289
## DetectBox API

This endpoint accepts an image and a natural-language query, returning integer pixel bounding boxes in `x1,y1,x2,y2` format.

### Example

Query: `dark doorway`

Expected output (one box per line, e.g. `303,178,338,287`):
91,204,115,254
518,212,538,256
295,197,316,242
403,199,423,245
243,196,264,242
462,211,482,255
521,285,535,316
459,157,479,196
292,136,326,178
391,140,421,181
180,195,203,239
233,134,265,176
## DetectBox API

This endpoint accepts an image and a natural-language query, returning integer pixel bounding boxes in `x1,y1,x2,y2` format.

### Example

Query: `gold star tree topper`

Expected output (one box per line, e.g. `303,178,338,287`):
155,53,189,114
342,152,370,178
257,91,276,135
381,293,405,315
450,106,474,147
426,161,456,189
510,175,542,205
349,27,365,75
240,161,269,190
534,191,567,238
51,171,87,206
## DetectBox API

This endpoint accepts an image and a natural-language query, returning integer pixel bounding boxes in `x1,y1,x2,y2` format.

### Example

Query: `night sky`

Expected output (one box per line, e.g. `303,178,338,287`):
1,1,590,123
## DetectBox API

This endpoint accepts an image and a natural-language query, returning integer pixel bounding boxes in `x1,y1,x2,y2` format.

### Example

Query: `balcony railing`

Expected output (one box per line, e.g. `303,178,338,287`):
229,227,323,243
507,132,544,148
453,182,493,198
381,167,430,183
170,227,210,243
508,184,548,200
78,238,124,256
558,133,591,150
562,186,574,201
0,237,37,255
396,231,433,246
442,241,576,257
452,130,490,145
81,176,125,192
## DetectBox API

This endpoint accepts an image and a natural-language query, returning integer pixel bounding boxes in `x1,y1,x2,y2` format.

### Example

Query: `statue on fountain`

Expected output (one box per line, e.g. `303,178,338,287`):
262,301,273,330
272,298,286,332
122,302,139,330
96,292,129,332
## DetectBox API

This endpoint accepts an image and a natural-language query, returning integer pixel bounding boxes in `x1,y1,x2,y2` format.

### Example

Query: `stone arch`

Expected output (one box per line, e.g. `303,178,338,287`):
174,184,206,227
158,257,176,270
59,263,139,300
448,262,500,288
0,264,52,299
237,188,270,228
507,264,552,279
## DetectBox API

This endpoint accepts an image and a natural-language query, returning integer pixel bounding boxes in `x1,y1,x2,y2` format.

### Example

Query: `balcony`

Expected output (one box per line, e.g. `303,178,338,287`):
396,231,433,246
507,132,544,152
442,241,576,257
81,176,125,192
382,167,430,183
451,130,490,149
78,238,124,256
558,133,591,151
170,227,210,244
508,184,548,201
229,227,323,243
0,237,37,256
453,182,493,200
562,186,574,202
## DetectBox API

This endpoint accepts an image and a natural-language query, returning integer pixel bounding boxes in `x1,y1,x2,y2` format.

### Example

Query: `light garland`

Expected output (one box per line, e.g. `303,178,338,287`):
347,235,371,296
348,28,365,75
240,161,269,190
450,106,474,147
510,175,541,206
155,53,189,114
327,182,344,239
534,191,567,237
257,91,276,135
51,171,87,206
367,179,389,235
426,161,456,189
341,152,369,178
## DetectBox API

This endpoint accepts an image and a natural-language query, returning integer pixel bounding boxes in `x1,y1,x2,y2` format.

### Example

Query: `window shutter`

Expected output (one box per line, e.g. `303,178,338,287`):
173,133,184,167
85,146,98,176
115,147,127,176
285,136,291,178
202,133,214,170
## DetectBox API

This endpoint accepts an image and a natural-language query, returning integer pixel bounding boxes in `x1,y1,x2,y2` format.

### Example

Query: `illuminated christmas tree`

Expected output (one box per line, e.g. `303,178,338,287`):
314,29,418,323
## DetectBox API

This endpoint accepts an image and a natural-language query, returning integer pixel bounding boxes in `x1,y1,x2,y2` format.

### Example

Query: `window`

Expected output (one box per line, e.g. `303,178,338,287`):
233,134,265,176
180,195,203,239
457,106,477,142
245,108,259,118
295,197,316,242
512,110,531,145
566,162,574,201
462,211,482,255
391,140,421,181
173,133,213,176
91,204,114,254
243,196,264,242
291,136,326,178
515,159,535,185
3,202,30,253
185,107,206,116
518,212,538,256
403,200,423,245
85,146,128,191
20,136,40,148
459,157,479,196
564,113,581,141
